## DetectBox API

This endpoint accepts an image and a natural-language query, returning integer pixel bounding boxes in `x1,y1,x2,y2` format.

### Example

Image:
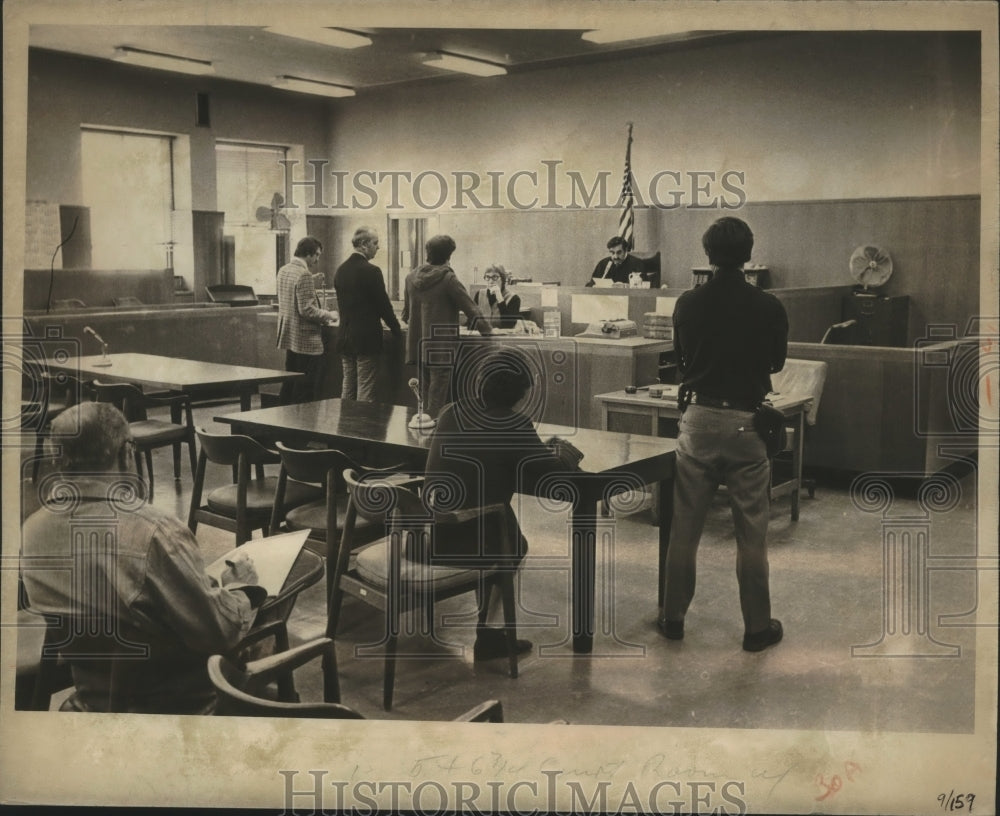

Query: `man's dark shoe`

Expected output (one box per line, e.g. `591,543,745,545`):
657,618,684,640
743,619,783,652
474,628,532,661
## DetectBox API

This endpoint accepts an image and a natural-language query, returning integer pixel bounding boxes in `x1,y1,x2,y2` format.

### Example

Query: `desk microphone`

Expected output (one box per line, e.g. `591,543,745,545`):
407,377,435,430
83,326,112,367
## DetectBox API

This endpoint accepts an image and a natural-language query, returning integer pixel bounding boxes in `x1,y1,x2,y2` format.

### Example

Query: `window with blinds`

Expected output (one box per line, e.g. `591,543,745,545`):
81,128,174,270
216,141,289,294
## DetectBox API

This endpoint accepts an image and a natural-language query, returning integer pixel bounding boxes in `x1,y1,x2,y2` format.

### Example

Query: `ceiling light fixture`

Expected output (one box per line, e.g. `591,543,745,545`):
112,46,214,75
271,75,356,98
422,51,507,77
264,26,372,49
582,28,708,45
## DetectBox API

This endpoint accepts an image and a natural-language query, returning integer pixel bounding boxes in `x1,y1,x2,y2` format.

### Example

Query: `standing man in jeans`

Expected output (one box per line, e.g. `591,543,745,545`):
660,216,789,652
276,236,337,404
333,226,401,401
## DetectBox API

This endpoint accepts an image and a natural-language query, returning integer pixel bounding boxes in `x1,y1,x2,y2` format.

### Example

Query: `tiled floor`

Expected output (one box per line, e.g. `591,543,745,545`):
17,401,984,734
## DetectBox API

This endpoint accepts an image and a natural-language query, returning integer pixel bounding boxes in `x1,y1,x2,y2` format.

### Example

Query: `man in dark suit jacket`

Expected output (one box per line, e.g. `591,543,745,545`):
333,227,402,401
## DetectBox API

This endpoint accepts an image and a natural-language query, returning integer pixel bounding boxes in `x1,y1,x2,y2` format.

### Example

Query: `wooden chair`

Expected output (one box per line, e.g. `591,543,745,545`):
20,370,82,483
329,470,520,711
269,443,408,603
19,552,325,712
188,428,322,548
208,637,504,721
91,380,197,499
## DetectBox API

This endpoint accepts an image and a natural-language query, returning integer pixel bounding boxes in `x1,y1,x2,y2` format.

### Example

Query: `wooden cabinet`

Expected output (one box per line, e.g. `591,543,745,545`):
842,293,909,346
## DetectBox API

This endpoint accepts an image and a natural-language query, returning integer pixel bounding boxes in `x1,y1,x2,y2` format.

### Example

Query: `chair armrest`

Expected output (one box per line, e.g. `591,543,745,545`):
234,619,288,653
142,391,193,409
242,637,336,683
453,699,504,722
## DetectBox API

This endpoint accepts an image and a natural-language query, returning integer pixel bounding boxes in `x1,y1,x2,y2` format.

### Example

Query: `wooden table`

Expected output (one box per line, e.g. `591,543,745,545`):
46,353,302,410
594,386,813,521
216,398,678,654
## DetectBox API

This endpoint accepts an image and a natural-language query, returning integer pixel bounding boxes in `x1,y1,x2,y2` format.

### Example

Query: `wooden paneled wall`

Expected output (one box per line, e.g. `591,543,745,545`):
653,196,980,345
435,195,979,346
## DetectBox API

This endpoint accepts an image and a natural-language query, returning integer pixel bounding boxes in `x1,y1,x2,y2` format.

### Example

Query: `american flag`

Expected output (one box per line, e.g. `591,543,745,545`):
618,122,635,251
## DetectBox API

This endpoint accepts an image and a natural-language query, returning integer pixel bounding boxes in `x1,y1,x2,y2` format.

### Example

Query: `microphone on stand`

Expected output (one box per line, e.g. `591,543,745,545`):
84,326,113,367
407,377,435,430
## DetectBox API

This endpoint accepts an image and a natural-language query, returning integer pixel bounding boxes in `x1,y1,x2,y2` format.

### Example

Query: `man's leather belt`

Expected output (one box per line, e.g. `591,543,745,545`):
690,393,759,412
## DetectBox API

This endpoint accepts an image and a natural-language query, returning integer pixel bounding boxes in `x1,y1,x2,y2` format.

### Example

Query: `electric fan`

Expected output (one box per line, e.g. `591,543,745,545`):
255,192,292,231
849,245,893,290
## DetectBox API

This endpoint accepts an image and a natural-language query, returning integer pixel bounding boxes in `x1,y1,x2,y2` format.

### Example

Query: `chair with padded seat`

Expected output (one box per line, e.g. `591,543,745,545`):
269,443,409,604
188,427,322,548
91,380,197,499
208,637,504,721
328,470,520,711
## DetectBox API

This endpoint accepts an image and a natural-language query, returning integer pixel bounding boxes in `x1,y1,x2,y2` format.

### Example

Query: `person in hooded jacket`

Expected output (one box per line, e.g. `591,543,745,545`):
402,234,492,418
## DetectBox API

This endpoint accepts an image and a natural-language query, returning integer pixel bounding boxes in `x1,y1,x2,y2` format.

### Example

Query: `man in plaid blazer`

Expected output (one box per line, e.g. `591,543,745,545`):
276,236,337,404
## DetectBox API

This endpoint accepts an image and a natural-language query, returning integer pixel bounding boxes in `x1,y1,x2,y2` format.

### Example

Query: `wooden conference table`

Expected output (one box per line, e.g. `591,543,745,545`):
595,385,814,521
216,398,678,654
45,352,302,410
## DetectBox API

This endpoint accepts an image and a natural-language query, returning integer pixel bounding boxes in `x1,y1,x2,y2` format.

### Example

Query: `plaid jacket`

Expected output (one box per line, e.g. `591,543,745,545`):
276,257,335,355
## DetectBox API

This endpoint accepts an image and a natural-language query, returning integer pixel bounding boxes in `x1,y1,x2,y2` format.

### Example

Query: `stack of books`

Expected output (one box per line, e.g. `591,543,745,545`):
644,312,673,340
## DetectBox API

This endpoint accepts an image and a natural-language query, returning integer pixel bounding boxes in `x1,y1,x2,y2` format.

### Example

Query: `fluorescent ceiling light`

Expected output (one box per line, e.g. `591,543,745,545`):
113,46,214,75
582,28,708,44
272,75,356,98
422,52,506,77
264,26,372,49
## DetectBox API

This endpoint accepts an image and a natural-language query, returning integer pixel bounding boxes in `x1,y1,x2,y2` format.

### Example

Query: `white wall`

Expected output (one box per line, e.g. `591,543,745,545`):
323,31,979,209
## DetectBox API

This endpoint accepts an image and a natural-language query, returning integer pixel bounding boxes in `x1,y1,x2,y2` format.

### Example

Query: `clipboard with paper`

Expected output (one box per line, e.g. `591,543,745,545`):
204,529,311,600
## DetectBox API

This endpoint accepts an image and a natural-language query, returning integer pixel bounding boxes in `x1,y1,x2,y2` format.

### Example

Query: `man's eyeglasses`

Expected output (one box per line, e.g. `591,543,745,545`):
483,274,501,282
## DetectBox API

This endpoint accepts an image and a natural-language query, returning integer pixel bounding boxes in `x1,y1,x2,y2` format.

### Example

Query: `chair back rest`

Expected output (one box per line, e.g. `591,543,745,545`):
207,654,365,719
92,380,148,421
36,611,153,712
771,359,829,425
195,427,278,467
275,442,355,489
342,469,427,526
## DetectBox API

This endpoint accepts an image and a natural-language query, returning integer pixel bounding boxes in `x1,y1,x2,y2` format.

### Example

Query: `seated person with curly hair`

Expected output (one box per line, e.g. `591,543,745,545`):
423,346,582,660
473,265,522,328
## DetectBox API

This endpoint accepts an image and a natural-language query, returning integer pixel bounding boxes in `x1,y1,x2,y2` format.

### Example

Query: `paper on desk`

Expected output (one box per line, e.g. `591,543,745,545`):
205,529,310,598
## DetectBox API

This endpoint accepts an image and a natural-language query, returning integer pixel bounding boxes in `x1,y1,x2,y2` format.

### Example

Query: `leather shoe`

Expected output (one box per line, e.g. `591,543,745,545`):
743,619,783,652
474,628,532,661
657,618,684,640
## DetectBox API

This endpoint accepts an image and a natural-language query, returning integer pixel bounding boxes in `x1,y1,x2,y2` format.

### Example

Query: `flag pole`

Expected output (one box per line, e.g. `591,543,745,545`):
618,122,635,251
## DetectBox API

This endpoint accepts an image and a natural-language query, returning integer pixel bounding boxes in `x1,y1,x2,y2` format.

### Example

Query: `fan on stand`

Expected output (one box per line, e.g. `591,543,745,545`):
256,192,292,269
849,245,893,291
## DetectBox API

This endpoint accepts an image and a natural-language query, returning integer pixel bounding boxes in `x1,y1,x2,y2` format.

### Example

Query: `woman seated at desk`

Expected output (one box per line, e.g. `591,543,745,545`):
474,265,521,328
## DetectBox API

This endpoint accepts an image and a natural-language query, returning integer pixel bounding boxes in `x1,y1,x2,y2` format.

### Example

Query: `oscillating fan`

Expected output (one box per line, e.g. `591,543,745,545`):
256,192,291,231
849,245,893,290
